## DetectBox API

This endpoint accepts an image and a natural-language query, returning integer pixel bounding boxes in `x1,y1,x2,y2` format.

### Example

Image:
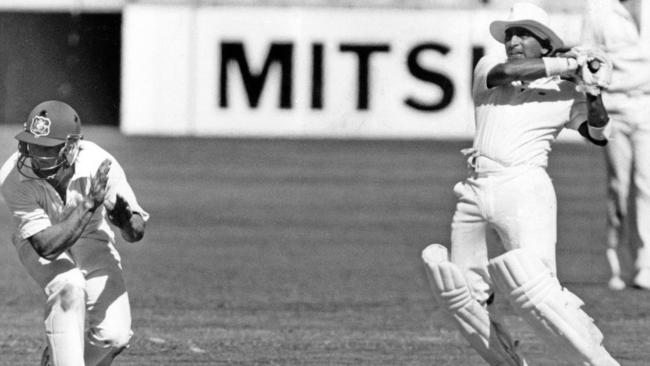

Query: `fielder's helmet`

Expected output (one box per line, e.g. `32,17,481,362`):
15,101,84,179
15,100,82,146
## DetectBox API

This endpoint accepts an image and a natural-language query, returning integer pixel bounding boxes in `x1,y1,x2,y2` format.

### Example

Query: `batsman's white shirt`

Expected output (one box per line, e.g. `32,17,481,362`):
471,55,588,168
0,140,149,248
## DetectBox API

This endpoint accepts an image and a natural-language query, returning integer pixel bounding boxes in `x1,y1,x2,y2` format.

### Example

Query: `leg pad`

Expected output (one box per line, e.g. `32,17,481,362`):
488,249,619,366
422,244,526,366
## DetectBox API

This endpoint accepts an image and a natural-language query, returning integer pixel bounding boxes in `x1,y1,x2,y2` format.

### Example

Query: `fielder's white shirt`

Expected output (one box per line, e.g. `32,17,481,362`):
471,55,588,168
581,0,650,94
0,140,149,248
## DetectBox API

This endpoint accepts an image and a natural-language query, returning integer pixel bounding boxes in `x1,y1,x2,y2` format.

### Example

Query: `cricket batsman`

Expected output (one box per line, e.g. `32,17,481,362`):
421,3,619,365
0,100,149,365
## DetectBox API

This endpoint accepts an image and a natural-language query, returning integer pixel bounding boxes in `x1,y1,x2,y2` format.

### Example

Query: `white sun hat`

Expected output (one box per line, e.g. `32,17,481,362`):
489,2,565,51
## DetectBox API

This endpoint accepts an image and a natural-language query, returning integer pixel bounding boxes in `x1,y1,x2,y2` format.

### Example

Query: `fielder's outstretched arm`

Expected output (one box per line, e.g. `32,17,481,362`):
28,159,111,260
28,202,100,260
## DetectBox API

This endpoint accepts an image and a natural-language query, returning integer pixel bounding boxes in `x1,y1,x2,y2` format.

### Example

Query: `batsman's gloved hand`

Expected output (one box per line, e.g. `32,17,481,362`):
561,46,613,95
107,194,132,229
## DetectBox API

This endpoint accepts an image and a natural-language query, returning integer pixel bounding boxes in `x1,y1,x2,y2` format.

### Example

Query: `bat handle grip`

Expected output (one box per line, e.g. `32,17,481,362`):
588,59,601,73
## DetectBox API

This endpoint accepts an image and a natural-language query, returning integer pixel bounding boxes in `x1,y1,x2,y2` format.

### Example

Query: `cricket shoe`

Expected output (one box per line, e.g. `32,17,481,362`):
632,268,650,290
607,276,626,290
40,346,51,366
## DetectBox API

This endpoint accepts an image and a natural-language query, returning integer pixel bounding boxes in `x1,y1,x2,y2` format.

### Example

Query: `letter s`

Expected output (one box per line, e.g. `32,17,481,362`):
405,43,454,112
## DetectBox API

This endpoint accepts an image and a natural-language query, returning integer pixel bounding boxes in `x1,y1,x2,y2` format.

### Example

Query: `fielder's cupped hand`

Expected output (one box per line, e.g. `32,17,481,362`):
107,194,132,229
107,194,146,242
88,159,111,211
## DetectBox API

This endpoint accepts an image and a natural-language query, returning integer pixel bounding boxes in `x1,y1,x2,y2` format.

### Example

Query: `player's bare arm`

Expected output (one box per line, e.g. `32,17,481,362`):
28,159,111,260
487,58,547,87
29,201,98,260
578,93,610,146
586,93,609,128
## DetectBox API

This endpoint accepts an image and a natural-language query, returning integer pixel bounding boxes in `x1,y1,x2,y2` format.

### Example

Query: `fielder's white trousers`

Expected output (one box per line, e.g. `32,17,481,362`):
602,92,650,278
16,237,132,366
450,163,557,302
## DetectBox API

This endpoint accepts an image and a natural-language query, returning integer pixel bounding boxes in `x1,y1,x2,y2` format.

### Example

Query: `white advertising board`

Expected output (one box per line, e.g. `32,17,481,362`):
0,0,124,11
121,5,583,139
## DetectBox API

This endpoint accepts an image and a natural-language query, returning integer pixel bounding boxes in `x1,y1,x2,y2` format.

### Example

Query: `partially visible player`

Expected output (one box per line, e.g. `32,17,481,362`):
421,3,619,365
0,100,149,366
581,0,650,290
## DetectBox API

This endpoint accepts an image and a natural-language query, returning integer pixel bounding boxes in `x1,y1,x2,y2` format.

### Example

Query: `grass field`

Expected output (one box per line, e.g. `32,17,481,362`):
0,127,648,365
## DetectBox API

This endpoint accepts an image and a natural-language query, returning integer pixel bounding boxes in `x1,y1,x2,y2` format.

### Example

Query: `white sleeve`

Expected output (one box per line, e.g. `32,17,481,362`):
472,55,504,100
101,154,150,222
0,179,52,239
580,0,609,46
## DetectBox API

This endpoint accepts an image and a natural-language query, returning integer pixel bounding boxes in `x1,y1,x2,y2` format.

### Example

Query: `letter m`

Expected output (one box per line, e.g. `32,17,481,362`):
219,42,293,109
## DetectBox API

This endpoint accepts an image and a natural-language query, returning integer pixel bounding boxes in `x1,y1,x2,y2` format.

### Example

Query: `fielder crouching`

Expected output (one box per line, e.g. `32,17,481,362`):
0,100,149,366
421,3,618,365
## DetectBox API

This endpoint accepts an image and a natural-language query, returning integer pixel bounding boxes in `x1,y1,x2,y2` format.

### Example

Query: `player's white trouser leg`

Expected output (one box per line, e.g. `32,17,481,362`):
16,237,132,366
83,286,132,366
488,249,619,366
422,244,527,366
629,122,650,287
45,269,131,366
604,102,650,288
44,269,86,366
75,243,133,366
605,248,626,290
604,121,635,285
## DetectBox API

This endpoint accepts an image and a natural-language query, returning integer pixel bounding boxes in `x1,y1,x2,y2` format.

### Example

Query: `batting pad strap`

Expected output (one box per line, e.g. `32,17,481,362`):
422,244,526,366
488,249,620,366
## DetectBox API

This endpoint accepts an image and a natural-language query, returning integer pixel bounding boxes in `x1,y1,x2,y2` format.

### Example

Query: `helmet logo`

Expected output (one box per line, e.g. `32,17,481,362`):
29,116,51,138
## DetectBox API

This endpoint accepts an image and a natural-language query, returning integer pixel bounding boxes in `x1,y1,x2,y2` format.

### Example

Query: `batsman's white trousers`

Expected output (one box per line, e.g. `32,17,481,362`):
450,161,557,302
16,237,132,366
602,92,650,278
